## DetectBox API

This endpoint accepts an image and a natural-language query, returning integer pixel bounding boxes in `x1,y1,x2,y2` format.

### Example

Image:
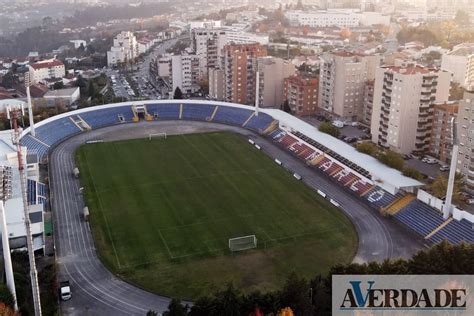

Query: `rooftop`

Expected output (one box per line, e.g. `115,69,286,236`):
44,87,79,98
30,59,64,70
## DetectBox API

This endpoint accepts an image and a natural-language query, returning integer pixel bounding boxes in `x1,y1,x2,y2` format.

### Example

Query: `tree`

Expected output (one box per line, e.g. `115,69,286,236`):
75,75,86,89
282,100,291,113
88,81,97,99
428,173,464,204
1,71,15,89
356,142,378,156
146,311,159,316
318,122,340,138
403,167,423,180
449,82,465,101
377,150,404,171
173,87,183,99
163,298,189,316
0,284,15,309
53,81,64,90
280,273,313,316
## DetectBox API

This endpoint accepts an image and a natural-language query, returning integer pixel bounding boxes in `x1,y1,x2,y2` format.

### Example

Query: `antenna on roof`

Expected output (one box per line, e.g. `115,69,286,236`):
25,73,36,137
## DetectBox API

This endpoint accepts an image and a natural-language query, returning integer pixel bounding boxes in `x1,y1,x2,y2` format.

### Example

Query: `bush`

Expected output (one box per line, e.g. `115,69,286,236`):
318,122,340,138
377,150,404,171
356,142,378,156
403,167,423,180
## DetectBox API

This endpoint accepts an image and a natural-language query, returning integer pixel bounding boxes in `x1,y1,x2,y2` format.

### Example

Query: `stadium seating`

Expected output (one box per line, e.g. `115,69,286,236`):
278,134,299,148
430,218,474,244
213,107,253,126
364,187,403,210
147,103,180,120
348,179,374,196
35,117,82,146
244,113,274,132
182,104,216,121
394,200,446,237
269,129,286,141
27,179,36,205
80,106,134,128
20,135,49,161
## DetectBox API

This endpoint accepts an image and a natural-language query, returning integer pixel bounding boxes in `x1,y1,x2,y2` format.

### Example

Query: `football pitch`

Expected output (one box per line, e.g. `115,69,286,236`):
76,132,357,298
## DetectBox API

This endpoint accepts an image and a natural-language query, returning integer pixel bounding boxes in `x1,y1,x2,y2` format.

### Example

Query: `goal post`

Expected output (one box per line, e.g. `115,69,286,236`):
229,235,257,252
148,132,167,141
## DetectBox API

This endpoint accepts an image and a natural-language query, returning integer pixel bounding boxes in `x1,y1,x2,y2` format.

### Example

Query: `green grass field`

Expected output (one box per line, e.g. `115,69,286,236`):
76,132,357,299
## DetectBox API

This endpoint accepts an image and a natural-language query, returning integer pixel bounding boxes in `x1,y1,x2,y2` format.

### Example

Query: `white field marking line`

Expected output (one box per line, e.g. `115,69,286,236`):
55,140,159,312
54,146,145,315
158,229,173,258
94,168,272,194
82,150,122,269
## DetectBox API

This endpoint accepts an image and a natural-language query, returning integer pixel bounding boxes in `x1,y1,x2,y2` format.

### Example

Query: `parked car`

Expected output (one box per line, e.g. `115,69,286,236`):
440,165,450,171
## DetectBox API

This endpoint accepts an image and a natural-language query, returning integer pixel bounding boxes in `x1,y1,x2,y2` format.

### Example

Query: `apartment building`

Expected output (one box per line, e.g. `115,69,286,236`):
209,68,224,100
319,51,381,121
371,64,451,155
441,43,474,88
223,43,267,105
28,59,65,83
285,9,390,28
257,57,296,109
457,88,474,193
171,53,201,95
284,75,319,116
429,101,458,163
107,31,139,67
362,80,375,125
191,28,227,76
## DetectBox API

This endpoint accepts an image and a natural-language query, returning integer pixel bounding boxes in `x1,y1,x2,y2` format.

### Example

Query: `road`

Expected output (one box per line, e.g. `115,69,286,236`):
51,121,425,315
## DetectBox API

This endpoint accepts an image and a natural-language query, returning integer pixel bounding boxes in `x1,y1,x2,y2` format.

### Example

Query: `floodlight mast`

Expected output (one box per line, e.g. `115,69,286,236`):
443,117,458,219
11,110,42,315
25,73,36,137
0,201,18,311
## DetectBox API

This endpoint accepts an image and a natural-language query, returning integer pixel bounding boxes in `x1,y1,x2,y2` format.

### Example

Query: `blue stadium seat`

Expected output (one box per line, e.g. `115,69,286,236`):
364,187,402,209
394,200,446,237
245,113,274,132
35,117,81,146
213,107,253,126
430,218,474,244
27,179,37,205
182,104,215,121
147,103,180,119
20,135,49,161
79,106,134,128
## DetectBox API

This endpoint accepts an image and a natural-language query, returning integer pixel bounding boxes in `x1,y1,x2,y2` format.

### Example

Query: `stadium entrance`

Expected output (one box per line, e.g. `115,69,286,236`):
132,103,153,122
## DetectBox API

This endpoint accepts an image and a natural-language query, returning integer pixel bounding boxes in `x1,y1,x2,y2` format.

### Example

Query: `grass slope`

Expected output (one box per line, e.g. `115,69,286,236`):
76,132,357,298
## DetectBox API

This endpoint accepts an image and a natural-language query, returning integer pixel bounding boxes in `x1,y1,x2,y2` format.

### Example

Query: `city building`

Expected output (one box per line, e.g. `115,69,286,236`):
43,87,80,107
285,9,390,28
191,28,227,76
28,59,66,83
209,68,224,100
429,101,458,163
284,75,319,116
457,87,474,193
371,63,451,155
319,51,381,121
362,80,375,126
223,43,267,105
257,57,296,109
171,53,201,95
441,43,474,88
107,31,139,67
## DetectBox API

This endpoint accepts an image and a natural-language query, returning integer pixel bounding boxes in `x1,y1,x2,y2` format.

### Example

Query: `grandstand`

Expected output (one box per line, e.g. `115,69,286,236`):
18,100,474,250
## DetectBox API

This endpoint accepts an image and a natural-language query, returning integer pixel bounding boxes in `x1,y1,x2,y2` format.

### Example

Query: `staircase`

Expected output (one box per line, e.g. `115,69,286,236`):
209,106,219,121
242,112,255,127
425,218,453,239
262,120,279,135
384,194,416,215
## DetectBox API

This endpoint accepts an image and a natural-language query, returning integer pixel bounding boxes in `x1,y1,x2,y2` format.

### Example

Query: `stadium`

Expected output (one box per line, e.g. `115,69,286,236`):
18,100,474,314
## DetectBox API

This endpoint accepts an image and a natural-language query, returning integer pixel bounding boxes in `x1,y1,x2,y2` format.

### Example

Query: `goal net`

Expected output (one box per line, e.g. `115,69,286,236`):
229,235,257,252
148,132,167,140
